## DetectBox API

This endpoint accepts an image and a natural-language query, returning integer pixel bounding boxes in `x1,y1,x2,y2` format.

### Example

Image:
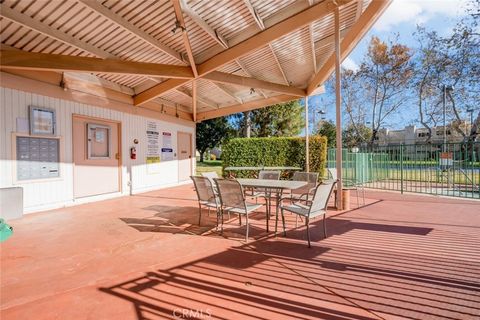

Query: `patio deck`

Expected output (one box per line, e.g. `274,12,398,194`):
1,185,479,320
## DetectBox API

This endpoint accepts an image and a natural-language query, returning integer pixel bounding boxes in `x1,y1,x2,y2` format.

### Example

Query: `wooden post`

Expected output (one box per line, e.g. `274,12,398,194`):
192,80,197,122
305,96,310,172
334,7,343,209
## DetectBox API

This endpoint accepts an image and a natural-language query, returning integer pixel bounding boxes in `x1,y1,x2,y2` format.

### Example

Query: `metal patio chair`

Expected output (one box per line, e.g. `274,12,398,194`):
214,178,263,242
289,172,319,227
190,176,220,226
249,170,281,217
201,171,219,184
327,168,365,208
278,180,337,247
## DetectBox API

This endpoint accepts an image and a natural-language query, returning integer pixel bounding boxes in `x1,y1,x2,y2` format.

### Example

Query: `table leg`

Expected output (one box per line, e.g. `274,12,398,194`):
274,188,283,236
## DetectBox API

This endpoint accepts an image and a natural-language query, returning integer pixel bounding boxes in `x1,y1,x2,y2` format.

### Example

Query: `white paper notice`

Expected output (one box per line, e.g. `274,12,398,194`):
146,121,161,172
161,132,174,161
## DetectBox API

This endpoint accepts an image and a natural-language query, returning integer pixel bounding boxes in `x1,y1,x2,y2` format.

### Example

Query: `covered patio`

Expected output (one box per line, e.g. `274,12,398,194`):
2,184,479,319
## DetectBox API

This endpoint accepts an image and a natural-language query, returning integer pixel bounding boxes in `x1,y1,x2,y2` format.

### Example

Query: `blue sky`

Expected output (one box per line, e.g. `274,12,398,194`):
307,0,472,130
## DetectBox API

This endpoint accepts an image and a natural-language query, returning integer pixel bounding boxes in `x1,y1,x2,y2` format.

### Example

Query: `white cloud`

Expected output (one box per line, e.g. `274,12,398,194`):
342,57,359,71
373,0,470,32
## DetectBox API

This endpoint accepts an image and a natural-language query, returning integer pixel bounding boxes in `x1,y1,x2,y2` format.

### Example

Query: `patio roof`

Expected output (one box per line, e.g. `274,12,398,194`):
0,0,390,122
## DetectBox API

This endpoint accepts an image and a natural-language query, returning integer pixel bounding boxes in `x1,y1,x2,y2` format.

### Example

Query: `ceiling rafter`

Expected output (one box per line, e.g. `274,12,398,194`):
0,50,194,78
203,71,305,97
178,0,262,100
0,3,113,59
78,0,185,64
307,0,391,95
197,94,297,121
179,0,228,49
196,0,353,76
176,86,218,109
172,0,198,77
136,0,349,105
242,0,290,86
309,24,317,73
234,59,268,98
211,82,243,104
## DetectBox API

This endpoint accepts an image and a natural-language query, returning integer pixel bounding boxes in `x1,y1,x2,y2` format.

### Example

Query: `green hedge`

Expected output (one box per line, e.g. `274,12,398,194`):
222,136,327,178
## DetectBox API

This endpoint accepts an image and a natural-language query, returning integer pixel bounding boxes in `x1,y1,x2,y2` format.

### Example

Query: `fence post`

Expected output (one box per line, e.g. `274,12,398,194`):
400,144,404,194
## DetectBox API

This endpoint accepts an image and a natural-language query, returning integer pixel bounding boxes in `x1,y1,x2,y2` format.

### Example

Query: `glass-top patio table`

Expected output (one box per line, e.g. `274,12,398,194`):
237,178,307,233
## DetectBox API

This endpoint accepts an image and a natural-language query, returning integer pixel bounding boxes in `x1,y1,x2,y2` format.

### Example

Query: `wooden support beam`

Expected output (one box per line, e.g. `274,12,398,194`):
307,0,391,95
243,0,289,86
197,94,298,121
172,0,198,77
334,7,343,209
176,86,218,109
133,79,190,106
0,3,113,59
197,0,353,76
179,0,228,48
0,50,194,78
243,0,265,30
192,81,197,122
203,71,306,97
211,82,242,104
309,24,317,73
79,0,184,64
269,44,289,85
234,59,268,98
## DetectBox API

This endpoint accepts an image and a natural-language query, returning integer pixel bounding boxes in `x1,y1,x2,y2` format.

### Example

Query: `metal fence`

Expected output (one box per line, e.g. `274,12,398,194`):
327,142,480,199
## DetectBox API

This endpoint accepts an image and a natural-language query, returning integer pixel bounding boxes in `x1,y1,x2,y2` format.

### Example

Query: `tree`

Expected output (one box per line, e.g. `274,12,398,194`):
413,0,479,142
232,100,304,137
412,27,445,143
358,36,413,144
316,120,336,147
343,124,372,149
196,117,232,162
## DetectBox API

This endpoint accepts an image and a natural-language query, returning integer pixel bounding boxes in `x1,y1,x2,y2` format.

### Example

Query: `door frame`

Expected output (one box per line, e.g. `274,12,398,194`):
72,114,122,199
177,131,193,181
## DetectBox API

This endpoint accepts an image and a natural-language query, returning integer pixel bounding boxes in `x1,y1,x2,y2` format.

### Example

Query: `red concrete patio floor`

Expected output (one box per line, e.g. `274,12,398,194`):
1,185,480,320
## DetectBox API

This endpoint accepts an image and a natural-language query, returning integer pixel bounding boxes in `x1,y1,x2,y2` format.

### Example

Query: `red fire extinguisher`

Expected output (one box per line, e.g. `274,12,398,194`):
130,146,137,160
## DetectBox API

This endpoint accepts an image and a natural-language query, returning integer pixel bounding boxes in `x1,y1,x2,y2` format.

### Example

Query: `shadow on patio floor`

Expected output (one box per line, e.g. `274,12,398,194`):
108,199,480,320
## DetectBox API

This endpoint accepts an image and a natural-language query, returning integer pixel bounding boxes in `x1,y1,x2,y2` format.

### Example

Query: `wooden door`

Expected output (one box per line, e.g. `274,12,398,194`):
177,132,192,181
73,115,121,198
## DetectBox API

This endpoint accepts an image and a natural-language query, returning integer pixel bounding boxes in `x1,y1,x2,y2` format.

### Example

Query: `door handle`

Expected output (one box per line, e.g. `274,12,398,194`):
115,153,120,160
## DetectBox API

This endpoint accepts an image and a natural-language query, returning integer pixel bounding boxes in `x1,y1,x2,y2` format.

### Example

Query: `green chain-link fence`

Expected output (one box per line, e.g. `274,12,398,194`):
327,142,480,199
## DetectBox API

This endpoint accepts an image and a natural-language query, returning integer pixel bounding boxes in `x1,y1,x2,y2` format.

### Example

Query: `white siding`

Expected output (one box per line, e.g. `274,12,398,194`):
0,87,195,213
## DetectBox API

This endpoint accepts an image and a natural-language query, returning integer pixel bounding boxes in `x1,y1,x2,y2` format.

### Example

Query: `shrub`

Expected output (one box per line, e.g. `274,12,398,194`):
222,136,327,178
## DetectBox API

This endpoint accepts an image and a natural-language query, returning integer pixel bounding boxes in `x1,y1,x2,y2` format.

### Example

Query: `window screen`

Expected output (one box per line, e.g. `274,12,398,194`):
87,124,110,159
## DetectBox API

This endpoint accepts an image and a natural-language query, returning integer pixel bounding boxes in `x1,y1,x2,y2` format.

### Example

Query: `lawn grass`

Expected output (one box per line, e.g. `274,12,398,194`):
196,160,223,176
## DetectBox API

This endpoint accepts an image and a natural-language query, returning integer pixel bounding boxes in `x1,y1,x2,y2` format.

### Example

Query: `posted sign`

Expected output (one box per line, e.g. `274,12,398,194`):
439,152,453,167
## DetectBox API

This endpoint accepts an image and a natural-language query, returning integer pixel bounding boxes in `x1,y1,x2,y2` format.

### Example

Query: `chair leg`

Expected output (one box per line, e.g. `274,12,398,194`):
239,214,242,225
295,215,298,228
281,208,286,237
356,188,360,208
220,208,224,235
265,198,270,233
362,186,366,205
198,203,202,226
245,214,249,242
215,208,219,231
306,217,311,248
207,207,211,216
275,205,279,235
323,214,327,238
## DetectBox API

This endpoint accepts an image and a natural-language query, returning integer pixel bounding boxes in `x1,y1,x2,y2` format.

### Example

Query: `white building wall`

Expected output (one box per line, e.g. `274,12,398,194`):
0,87,195,213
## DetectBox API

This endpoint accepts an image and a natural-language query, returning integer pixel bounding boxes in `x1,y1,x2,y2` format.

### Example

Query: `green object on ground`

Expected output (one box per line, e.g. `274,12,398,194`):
0,218,13,242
